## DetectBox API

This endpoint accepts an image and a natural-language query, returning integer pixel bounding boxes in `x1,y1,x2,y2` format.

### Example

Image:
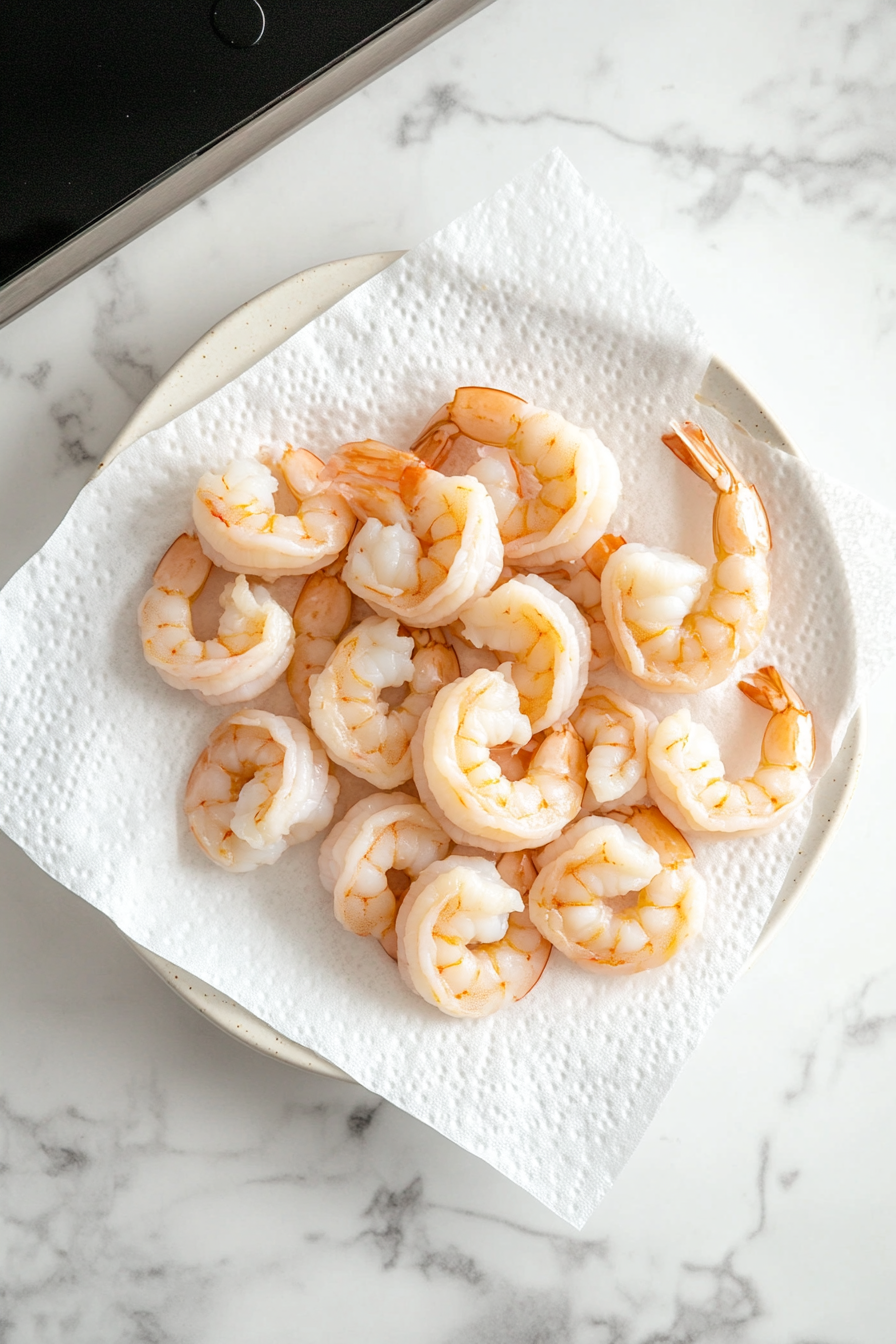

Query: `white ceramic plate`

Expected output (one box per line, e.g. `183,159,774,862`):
100,253,864,1083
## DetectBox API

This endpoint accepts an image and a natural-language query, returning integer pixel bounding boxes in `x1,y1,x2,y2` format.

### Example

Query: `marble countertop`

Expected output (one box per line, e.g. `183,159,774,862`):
3,0,895,1337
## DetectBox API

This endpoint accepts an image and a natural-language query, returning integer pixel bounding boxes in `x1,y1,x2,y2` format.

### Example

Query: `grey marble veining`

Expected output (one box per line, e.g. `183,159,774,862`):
2,0,896,1336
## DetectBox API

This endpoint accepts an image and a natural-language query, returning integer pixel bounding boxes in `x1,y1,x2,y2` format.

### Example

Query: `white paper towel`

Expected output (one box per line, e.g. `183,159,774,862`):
2,151,896,1226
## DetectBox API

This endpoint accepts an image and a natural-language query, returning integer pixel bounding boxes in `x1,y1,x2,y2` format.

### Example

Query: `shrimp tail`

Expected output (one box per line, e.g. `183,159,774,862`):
662,420,740,494
322,441,418,525
583,533,626,579
409,386,528,466
408,419,459,468
739,665,816,772
153,533,212,598
738,665,805,714
616,804,695,864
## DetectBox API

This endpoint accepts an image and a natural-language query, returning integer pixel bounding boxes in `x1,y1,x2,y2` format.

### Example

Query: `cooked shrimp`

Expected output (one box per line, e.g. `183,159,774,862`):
571,684,654,810
138,533,294,705
409,387,621,566
529,807,706,975
318,792,450,959
185,710,337,871
286,565,353,724
535,534,626,679
648,665,815,834
193,446,355,579
320,440,503,627
457,573,590,732
396,856,552,1017
601,421,772,693
308,616,459,790
412,667,586,851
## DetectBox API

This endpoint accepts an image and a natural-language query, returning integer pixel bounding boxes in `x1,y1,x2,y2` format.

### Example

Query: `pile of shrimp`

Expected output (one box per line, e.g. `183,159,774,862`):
138,391,815,1019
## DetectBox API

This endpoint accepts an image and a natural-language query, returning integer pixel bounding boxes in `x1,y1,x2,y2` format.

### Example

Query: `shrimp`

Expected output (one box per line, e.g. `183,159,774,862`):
457,573,590,732
534,534,626,680
286,566,353,724
193,445,355,579
320,440,503,627
308,616,460,790
185,710,337,871
647,665,815,834
138,533,294,705
600,421,772,693
396,856,552,1017
409,387,621,567
529,807,706,975
318,792,451,959
571,684,654,810
412,667,586,851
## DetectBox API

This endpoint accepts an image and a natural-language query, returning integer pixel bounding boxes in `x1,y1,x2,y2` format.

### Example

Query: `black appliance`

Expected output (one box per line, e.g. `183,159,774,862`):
0,0,491,327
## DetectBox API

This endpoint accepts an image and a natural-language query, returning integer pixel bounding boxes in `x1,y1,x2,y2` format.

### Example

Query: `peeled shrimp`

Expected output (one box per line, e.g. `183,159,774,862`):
537,535,626,679
321,439,503,627
309,616,459,790
318,792,450,959
185,710,337,871
410,387,620,566
193,446,355,579
571,684,654,809
396,856,552,1017
412,667,586,851
286,566,353,724
601,421,772,693
648,665,815,834
529,807,706,975
457,574,590,732
138,533,294,704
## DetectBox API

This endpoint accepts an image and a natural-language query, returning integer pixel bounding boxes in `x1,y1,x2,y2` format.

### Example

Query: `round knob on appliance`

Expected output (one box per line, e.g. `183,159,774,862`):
210,0,265,48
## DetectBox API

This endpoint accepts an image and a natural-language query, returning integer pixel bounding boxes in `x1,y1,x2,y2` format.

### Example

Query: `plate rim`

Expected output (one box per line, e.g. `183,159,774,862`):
108,252,863,1077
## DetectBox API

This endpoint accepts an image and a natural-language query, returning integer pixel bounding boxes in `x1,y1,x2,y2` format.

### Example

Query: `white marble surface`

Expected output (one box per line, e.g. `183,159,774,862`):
2,0,895,1336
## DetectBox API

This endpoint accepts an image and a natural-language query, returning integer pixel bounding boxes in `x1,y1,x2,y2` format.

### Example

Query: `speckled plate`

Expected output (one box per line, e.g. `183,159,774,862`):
100,253,864,1082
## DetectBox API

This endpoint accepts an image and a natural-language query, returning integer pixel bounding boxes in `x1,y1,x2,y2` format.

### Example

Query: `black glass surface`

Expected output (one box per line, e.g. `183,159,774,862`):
0,0,429,289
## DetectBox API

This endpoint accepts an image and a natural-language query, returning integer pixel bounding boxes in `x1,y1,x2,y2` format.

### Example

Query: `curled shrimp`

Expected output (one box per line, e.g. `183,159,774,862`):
410,387,621,566
308,616,459,790
412,667,586,851
536,534,626,680
529,807,706,975
457,573,590,732
318,792,450,959
396,856,552,1018
601,420,772,693
286,566,353,724
138,533,294,704
193,445,355,579
321,440,503,627
571,684,654,810
185,710,337,871
648,665,815,834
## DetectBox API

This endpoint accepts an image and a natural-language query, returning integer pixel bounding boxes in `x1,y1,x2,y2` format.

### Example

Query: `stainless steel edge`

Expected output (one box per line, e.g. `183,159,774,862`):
0,0,494,329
